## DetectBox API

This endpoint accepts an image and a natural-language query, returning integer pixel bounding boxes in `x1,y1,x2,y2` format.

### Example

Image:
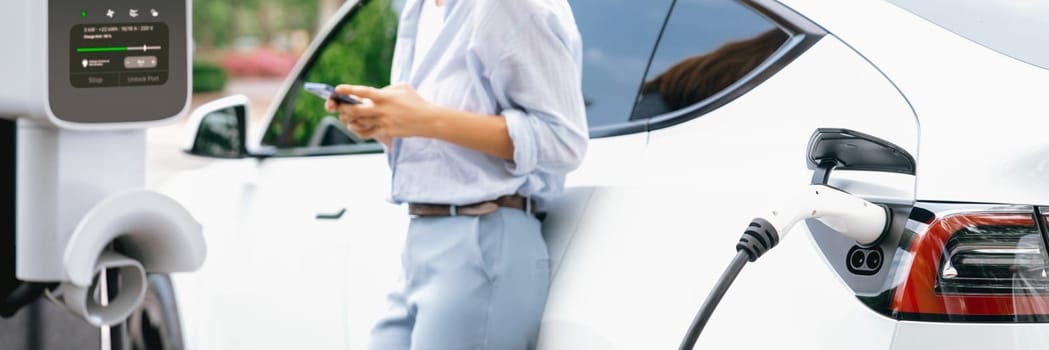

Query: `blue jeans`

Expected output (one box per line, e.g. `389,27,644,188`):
369,208,550,350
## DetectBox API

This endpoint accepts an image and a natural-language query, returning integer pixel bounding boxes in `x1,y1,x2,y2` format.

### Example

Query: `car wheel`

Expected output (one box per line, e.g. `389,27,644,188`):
127,274,184,350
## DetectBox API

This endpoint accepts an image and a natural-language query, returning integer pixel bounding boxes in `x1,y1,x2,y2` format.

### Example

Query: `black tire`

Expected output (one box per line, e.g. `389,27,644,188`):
127,274,184,350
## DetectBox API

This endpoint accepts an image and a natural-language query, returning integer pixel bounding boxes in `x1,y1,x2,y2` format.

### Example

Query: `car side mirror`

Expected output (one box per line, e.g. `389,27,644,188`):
184,95,249,159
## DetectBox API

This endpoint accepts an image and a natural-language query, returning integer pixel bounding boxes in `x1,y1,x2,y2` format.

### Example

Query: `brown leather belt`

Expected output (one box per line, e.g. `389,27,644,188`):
408,195,532,217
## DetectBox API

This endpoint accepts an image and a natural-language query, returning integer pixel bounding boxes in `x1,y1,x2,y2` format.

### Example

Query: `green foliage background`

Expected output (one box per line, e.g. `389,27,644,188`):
192,60,228,93
263,0,399,148
193,0,319,51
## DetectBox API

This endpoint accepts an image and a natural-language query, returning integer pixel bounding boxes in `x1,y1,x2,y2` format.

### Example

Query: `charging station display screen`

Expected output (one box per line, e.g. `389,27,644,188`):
70,23,169,88
49,1,188,125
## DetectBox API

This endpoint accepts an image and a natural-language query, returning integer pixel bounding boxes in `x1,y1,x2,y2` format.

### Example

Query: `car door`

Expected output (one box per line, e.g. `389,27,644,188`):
540,1,920,349
168,1,406,349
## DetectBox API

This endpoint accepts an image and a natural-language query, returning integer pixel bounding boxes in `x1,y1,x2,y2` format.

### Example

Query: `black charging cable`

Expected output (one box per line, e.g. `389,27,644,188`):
679,218,780,350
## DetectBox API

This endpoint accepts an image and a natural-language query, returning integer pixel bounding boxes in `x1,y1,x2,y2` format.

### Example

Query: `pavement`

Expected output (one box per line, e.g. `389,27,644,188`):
146,77,285,189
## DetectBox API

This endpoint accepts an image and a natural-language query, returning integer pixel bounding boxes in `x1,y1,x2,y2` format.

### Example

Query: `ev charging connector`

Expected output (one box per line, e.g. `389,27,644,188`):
679,129,915,349
0,0,203,327
679,185,891,350
738,184,890,261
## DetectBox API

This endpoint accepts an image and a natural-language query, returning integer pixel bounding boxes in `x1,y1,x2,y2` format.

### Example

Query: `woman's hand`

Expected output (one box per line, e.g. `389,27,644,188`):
325,83,435,146
325,82,515,160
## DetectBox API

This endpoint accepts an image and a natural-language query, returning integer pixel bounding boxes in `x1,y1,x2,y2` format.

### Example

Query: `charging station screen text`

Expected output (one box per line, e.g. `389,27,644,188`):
70,23,169,88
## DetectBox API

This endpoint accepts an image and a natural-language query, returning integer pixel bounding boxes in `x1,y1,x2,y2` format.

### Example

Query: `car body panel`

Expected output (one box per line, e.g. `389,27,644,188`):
163,0,1049,348
782,0,1049,206
892,321,1049,350
164,153,404,349
537,35,916,349
780,0,1049,343
161,160,258,350
566,133,648,187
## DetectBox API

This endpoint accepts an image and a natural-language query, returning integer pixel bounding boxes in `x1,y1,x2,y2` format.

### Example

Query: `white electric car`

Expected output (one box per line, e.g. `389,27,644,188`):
158,0,1049,348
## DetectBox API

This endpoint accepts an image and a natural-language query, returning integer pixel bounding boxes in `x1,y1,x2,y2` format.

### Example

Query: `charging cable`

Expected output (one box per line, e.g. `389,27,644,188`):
679,184,891,349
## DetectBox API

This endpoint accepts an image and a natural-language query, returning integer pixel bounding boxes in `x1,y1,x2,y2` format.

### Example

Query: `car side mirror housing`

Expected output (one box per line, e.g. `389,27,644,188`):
185,95,249,159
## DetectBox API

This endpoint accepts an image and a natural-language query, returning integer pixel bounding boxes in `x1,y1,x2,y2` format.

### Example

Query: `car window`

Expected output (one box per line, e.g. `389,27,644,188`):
262,0,401,149
630,0,788,120
568,0,674,131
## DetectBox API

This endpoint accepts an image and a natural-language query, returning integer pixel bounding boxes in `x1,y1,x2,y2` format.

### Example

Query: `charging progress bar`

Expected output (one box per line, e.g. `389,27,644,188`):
77,45,162,53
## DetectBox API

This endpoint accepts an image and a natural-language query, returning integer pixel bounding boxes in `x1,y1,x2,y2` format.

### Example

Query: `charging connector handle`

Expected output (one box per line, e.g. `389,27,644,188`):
680,185,891,348
763,184,888,246
736,218,780,262
739,185,888,262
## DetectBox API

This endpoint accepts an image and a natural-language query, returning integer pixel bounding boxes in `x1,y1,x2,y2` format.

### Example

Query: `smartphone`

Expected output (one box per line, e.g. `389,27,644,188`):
304,82,361,105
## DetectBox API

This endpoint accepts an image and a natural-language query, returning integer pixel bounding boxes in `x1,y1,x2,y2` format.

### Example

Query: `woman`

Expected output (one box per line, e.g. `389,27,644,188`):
325,0,587,348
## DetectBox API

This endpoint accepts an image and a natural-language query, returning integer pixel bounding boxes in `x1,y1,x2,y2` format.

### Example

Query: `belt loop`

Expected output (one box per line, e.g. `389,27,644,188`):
450,204,458,216
525,196,532,215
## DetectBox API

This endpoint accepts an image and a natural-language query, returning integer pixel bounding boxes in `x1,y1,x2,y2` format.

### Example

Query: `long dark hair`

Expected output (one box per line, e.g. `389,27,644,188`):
644,29,788,109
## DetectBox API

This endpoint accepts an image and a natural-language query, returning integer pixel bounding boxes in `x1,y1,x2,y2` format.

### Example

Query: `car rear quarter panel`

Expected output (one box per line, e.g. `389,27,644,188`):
541,34,915,349
781,0,1049,347
782,0,1049,206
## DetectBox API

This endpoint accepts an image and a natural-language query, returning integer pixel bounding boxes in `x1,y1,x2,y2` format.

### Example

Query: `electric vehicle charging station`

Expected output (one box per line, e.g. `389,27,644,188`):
0,1,204,348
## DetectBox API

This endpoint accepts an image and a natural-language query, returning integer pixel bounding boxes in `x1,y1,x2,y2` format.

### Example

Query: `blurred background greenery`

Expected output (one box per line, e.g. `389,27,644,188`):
189,0,400,148
192,60,228,93
153,0,403,188
191,0,347,92
263,0,398,147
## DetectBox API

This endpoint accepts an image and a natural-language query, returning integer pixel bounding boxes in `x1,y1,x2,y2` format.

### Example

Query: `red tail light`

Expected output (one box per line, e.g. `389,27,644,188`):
891,210,1049,321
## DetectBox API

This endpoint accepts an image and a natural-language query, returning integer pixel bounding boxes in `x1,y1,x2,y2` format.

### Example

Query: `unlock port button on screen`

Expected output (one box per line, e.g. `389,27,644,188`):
124,56,158,69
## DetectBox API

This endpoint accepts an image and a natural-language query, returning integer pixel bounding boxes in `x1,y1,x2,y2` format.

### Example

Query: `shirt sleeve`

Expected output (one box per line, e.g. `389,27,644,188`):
484,9,589,177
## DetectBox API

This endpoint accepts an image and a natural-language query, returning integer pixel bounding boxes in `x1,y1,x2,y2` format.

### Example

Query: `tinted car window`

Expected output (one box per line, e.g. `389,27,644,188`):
568,0,674,130
262,0,401,148
631,0,787,120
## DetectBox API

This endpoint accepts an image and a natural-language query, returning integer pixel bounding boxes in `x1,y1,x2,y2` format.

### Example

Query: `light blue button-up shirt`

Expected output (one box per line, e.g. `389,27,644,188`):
387,0,588,210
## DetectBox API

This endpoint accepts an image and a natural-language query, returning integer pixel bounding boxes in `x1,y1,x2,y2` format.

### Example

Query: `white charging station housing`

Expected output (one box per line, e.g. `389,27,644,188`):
0,0,191,130
0,0,203,327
